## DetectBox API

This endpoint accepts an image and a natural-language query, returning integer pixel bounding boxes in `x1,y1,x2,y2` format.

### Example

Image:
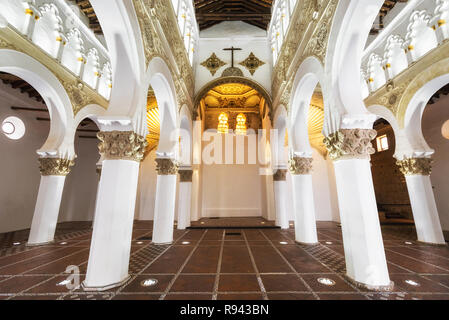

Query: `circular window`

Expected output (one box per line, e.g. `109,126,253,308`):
442,119,449,140
2,116,25,140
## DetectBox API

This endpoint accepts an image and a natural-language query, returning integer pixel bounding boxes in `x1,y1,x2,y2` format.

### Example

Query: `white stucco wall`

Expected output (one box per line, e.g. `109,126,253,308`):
0,81,99,233
195,21,271,95
422,94,449,233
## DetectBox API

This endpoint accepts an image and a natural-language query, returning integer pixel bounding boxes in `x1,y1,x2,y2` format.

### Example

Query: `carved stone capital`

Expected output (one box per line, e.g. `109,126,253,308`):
396,157,432,176
324,129,377,161
38,158,74,176
273,169,287,181
97,131,147,162
179,169,193,182
288,157,313,175
155,158,179,175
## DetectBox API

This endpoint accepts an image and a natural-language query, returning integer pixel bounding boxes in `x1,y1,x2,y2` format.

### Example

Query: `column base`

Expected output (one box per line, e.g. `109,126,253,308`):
295,240,320,246
416,240,447,247
26,240,55,247
344,274,394,292
82,275,131,292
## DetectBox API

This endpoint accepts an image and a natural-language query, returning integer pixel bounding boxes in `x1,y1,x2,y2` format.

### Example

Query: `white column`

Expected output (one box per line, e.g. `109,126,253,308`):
273,169,289,229
28,158,74,246
177,168,192,230
289,157,318,244
326,128,392,290
83,131,146,291
152,158,178,244
397,158,445,244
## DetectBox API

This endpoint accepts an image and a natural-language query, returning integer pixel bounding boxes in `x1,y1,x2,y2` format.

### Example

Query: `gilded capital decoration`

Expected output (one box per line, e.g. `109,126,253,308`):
179,169,193,182
97,131,148,162
38,158,74,176
396,157,432,176
273,169,287,181
201,53,226,76
323,129,377,161
155,158,179,175
288,157,313,175
239,52,265,76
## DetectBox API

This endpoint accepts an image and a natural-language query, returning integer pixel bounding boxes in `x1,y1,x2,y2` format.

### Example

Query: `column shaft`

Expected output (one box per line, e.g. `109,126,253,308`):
274,180,289,229
177,182,192,230
405,175,445,244
153,175,178,243
28,176,66,245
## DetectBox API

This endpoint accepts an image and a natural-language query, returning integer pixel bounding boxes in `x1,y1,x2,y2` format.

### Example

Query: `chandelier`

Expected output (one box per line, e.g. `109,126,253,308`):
235,113,247,135
217,112,229,133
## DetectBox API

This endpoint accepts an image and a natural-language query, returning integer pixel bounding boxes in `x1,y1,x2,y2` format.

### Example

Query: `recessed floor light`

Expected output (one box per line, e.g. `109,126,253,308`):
279,241,288,245
136,241,143,245
60,242,67,245
405,241,413,245
261,222,265,224
317,278,336,286
289,223,294,226
13,242,20,246
182,241,190,245
405,279,420,287
200,222,205,224
325,241,333,245
141,278,158,287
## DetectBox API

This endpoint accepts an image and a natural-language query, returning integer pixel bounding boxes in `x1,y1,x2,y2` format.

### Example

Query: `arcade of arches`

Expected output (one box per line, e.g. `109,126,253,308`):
0,0,449,301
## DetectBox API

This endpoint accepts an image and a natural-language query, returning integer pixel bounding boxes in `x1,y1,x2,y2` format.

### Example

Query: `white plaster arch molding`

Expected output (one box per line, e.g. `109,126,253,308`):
272,105,288,168
0,0,34,35
405,10,438,62
327,0,385,128
367,53,386,93
288,56,325,158
383,35,408,79
89,0,145,118
145,57,178,157
82,48,100,90
402,74,449,158
178,104,193,166
61,28,84,76
367,105,420,160
0,49,75,158
32,4,64,59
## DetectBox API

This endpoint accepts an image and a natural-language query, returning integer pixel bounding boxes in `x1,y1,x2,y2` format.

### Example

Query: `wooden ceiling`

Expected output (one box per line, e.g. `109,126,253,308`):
194,0,273,31
0,72,43,103
71,0,102,34
371,0,408,35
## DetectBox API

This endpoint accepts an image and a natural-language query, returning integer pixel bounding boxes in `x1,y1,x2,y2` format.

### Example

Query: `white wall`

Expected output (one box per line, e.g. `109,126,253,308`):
422,94,449,233
0,81,99,233
286,148,339,221
195,21,271,95
201,133,265,217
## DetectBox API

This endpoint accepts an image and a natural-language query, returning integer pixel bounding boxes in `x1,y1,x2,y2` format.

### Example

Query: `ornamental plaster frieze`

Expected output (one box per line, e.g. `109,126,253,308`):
0,27,108,116
38,157,74,176
323,128,377,161
288,157,313,175
97,131,147,162
155,158,179,175
272,0,338,111
133,0,194,112
364,39,449,128
273,169,287,181
396,157,432,176
178,169,193,182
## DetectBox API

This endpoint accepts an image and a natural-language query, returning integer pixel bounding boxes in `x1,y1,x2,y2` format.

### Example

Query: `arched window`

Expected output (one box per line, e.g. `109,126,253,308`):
405,10,438,61
82,48,100,90
32,4,64,58
0,0,33,34
367,53,386,92
384,35,408,79
61,28,84,76
98,62,112,100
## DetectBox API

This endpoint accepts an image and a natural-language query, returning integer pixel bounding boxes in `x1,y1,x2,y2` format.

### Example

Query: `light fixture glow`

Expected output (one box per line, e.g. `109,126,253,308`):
235,113,247,135
217,112,229,134
279,241,288,245
325,241,333,245
60,242,68,245
405,279,420,287
13,242,20,246
141,278,158,287
182,241,190,245
317,278,336,286
405,241,413,245
136,241,143,245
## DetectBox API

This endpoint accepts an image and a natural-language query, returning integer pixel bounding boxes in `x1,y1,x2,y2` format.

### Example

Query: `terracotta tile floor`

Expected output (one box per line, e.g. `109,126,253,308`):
0,220,448,300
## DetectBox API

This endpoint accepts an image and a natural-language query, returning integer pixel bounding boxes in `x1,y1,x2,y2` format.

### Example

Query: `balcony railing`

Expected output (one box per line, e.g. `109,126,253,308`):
171,0,199,66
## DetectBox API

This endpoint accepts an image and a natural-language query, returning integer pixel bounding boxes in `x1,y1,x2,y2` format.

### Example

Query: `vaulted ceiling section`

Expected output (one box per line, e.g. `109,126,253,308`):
194,0,273,31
